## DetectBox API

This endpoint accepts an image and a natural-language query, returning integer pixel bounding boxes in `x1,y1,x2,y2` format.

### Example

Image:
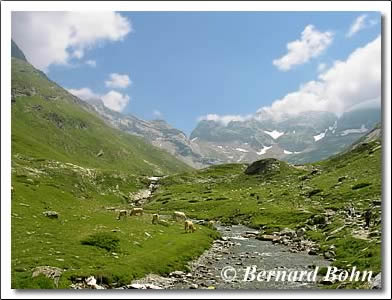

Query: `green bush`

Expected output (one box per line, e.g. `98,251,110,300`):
81,232,120,252
352,182,372,190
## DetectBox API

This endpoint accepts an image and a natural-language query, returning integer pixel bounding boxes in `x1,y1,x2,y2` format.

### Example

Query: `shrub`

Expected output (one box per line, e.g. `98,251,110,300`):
81,232,120,252
352,182,372,190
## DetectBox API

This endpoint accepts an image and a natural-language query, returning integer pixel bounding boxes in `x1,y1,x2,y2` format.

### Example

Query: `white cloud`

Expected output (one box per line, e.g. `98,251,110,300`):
105,73,131,89
273,25,333,71
101,91,130,112
67,88,130,112
198,114,253,126
261,36,381,118
85,60,97,67
11,12,132,71
153,110,163,119
346,14,378,38
67,87,99,100
317,63,327,73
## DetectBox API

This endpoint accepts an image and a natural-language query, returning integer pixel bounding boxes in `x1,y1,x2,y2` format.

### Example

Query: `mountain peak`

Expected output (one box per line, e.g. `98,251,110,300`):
11,40,27,62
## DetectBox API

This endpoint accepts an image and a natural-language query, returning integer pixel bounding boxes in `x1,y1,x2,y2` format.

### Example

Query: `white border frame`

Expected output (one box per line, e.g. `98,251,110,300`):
1,1,391,299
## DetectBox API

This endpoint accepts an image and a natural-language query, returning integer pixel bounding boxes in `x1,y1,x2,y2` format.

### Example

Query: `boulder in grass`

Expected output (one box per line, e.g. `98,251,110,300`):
43,211,58,219
371,273,382,289
244,158,280,175
32,266,63,287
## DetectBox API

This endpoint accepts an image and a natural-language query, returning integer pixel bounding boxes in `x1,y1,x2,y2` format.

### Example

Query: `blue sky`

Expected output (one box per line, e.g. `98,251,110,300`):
13,11,381,135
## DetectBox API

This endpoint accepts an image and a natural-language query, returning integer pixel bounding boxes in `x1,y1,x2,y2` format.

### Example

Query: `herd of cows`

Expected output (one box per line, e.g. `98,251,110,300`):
116,208,215,233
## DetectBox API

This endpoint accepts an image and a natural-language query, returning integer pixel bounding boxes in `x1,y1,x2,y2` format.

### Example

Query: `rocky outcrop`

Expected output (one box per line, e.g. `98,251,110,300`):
43,211,58,219
244,158,281,175
32,266,63,287
371,273,382,289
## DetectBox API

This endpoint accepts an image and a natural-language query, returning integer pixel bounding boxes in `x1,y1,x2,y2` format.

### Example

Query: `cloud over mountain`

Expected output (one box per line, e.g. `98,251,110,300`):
199,36,381,125
263,35,381,117
105,73,131,89
273,25,333,71
198,114,253,126
67,87,130,112
11,11,132,71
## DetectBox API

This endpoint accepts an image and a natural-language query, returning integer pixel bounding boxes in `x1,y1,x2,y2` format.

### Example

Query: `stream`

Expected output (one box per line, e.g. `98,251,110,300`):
128,224,330,290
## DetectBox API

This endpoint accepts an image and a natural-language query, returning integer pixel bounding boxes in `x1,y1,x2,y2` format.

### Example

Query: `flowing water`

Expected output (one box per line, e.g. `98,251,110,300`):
168,224,330,289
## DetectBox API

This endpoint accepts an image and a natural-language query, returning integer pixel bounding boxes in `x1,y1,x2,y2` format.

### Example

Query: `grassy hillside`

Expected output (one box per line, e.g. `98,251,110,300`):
11,56,221,289
11,57,192,175
11,157,218,288
146,136,382,285
10,52,381,289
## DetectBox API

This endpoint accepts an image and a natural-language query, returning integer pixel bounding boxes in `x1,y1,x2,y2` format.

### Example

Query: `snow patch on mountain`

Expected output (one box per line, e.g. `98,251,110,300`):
257,145,272,155
283,150,293,154
237,154,246,162
235,148,249,153
264,130,284,139
313,130,327,142
340,124,368,136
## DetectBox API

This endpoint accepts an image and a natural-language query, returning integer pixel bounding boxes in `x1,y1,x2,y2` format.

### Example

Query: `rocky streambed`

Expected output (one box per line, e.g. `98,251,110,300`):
125,224,330,290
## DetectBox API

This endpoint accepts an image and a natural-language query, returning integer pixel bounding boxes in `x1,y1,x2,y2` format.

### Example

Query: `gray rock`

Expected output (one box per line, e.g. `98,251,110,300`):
338,176,347,182
257,234,279,242
170,271,185,278
32,266,63,287
308,214,326,225
280,228,296,238
371,273,381,289
324,250,336,259
43,211,58,219
320,279,334,285
368,230,380,238
296,227,306,237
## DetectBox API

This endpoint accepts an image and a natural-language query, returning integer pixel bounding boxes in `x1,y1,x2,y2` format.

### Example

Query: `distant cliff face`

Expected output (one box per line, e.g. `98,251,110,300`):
87,97,380,168
189,109,381,165
85,100,211,168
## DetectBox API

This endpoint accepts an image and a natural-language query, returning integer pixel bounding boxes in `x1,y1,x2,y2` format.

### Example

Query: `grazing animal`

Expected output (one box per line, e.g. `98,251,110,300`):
152,214,159,225
117,210,127,220
172,211,187,222
207,220,216,229
130,207,143,216
364,208,372,228
158,219,169,227
184,220,196,233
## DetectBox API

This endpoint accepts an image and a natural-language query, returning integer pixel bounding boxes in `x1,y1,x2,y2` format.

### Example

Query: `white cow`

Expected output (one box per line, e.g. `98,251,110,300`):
117,210,127,220
172,211,187,222
184,220,196,233
152,214,159,225
207,220,216,229
130,207,143,216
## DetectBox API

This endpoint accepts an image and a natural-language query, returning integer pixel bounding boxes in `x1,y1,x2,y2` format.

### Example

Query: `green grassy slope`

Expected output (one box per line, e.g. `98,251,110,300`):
146,137,382,284
11,157,218,288
11,57,192,175
11,56,220,289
